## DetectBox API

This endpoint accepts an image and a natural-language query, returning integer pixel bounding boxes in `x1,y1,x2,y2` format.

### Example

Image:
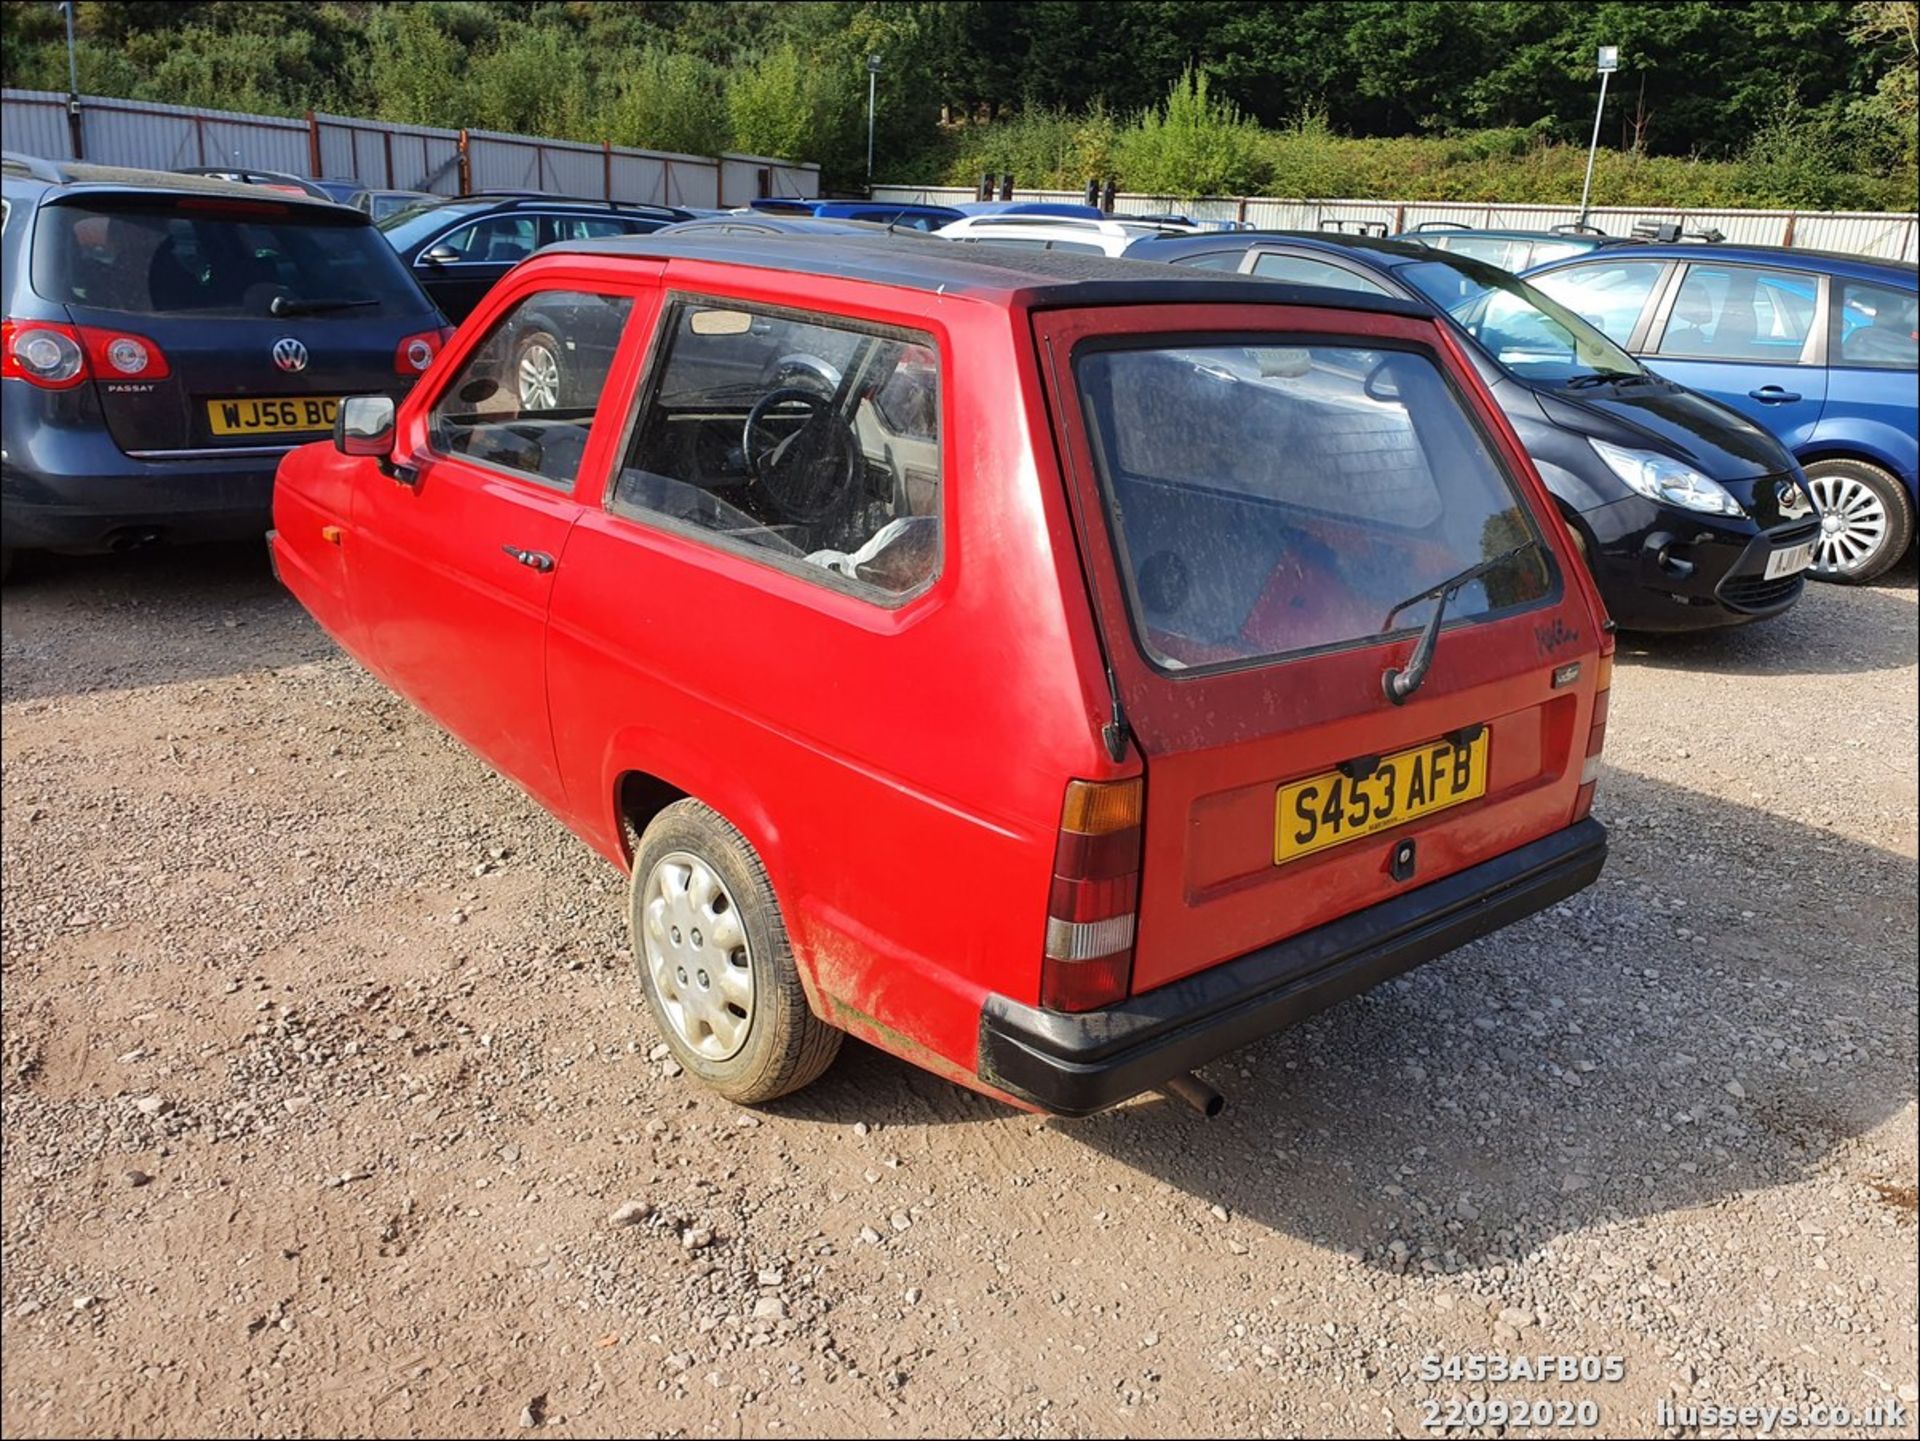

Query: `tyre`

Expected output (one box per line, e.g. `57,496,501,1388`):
1804,458,1915,584
0,549,14,586
628,799,842,1104
514,330,565,411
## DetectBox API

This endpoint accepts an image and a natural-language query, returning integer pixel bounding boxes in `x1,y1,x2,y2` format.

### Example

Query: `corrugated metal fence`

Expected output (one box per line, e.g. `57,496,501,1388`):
0,89,819,209
874,185,1920,262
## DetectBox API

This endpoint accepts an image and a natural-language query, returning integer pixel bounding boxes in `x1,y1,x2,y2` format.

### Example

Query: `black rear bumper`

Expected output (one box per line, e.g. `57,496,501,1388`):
979,818,1607,1116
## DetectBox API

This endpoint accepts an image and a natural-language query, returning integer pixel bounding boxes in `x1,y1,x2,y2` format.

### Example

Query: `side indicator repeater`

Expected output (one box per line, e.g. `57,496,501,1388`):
321,525,344,546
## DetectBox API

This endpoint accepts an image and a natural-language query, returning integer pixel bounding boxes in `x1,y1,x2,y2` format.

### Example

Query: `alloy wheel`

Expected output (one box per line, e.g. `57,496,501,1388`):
517,343,561,410
1807,472,1889,577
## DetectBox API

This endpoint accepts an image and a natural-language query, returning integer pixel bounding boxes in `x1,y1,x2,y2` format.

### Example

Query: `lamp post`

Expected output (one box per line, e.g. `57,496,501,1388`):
57,0,84,158
866,54,883,185
1577,44,1618,226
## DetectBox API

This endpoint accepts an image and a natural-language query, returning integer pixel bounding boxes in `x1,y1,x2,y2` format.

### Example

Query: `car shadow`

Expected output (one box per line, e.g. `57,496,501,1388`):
1619,558,1917,678
0,542,327,704
786,770,1918,1272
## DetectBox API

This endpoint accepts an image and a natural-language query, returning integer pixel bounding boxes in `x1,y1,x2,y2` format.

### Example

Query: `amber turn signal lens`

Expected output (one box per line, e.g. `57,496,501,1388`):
1059,777,1143,835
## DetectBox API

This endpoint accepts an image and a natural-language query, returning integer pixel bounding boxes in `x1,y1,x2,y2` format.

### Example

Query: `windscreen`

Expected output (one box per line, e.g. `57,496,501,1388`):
377,199,488,250
1075,343,1552,671
35,198,429,318
1399,257,1643,384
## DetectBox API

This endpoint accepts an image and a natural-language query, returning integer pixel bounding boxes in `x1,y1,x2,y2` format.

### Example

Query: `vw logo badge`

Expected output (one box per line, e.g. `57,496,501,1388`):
271,337,309,374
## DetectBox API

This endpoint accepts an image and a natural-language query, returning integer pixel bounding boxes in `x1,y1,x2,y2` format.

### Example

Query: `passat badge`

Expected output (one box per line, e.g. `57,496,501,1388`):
271,338,309,373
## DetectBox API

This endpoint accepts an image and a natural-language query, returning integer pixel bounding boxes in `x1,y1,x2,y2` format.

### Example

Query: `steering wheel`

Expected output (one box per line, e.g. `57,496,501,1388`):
742,388,859,525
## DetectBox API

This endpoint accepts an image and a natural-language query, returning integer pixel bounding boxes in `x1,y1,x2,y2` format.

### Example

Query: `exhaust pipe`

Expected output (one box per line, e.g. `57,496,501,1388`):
1161,1071,1223,1117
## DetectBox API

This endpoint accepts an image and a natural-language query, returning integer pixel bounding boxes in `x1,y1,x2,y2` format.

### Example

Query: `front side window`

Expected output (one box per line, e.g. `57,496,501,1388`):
612,300,942,600
1075,342,1551,670
1249,252,1393,294
1655,263,1817,362
1400,258,1643,384
428,288,634,489
1832,276,1918,370
438,215,537,264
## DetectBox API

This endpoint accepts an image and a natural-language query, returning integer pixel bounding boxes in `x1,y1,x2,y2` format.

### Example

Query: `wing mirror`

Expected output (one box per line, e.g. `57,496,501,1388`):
421,242,461,266
334,394,416,485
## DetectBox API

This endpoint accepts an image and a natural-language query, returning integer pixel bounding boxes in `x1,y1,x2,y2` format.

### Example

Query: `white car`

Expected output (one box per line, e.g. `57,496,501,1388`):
933,214,1198,257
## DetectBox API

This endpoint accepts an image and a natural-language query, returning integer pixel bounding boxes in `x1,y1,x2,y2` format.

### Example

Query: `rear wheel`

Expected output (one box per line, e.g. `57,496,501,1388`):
1805,458,1913,584
628,799,842,1103
514,331,565,411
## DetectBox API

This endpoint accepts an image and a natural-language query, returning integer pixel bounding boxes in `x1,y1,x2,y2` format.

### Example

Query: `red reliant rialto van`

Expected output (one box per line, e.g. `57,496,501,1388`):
271,235,1610,1115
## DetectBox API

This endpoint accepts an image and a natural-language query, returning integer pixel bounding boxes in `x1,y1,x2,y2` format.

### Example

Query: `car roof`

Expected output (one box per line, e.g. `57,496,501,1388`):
1126,229,1438,266
539,231,1432,316
658,216,921,236
1399,225,1613,243
1527,242,1917,280
2,153,357,213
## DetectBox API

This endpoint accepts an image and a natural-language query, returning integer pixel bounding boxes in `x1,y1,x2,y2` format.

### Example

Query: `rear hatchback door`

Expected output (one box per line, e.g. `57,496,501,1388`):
33,191,442,455
1036,302,1605,995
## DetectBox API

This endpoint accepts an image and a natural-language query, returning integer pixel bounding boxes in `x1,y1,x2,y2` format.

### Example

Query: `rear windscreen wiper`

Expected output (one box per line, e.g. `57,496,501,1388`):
1561,369,1649,388
269,296,378,316
1379,540,1541,705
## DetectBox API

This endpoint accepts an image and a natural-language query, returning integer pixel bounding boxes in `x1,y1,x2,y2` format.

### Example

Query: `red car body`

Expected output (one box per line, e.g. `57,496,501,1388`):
272,235,1611,1114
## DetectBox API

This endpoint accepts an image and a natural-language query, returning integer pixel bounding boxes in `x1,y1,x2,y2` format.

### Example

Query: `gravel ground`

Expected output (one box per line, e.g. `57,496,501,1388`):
2,545,1915,1440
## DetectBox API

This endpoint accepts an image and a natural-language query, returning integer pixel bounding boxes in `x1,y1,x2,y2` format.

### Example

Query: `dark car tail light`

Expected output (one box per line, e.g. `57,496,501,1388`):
1573,648,1613,821
394,327,449,376
2,319,89,389
1040,778,1143,1012
78,325,171,380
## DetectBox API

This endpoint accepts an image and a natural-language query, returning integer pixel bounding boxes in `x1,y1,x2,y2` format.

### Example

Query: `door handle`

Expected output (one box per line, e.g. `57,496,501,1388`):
501,544,555,573
1748,385,1802,404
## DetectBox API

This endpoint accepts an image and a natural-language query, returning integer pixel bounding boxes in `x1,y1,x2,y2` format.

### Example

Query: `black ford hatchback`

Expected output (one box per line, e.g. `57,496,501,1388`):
1126,231,1820,631
1,154,448,578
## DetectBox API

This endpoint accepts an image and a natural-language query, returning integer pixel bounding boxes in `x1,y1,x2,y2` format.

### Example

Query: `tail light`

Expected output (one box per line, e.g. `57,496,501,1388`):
4,320,171,387
394,327,449,376
1040,778,1143,1012
1573,647,1612,821
80,326,170,380
3,320,88,389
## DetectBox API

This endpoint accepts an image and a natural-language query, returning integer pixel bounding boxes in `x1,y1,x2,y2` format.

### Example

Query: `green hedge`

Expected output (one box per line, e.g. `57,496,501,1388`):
930,84,1918,211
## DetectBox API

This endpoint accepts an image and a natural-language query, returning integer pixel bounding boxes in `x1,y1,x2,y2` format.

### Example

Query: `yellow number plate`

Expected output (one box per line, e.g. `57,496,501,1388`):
206,396,340,436
1274,730,1490,865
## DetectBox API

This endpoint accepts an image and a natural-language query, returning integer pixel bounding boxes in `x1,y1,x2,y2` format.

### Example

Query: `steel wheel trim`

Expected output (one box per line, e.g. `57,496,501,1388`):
1808,473,1889,575
640,851,754,1061
517,344,561,410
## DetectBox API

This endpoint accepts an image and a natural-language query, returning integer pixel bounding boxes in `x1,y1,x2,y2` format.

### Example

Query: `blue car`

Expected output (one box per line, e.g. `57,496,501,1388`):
746,198,963,231
1527,244,1918,582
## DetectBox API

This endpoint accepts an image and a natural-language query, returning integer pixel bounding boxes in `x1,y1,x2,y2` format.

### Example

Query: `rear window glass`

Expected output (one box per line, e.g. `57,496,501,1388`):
1075,343,1552,671
34,200,427,317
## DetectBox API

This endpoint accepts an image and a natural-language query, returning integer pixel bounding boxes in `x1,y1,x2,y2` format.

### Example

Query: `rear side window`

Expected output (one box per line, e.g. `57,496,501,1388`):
1074,343,1551,670
612,300,942,601
1656,263,1817,362
1832,277,1918,370
428,288,633,489
1248,252,1393,294
1528,260,1664,345
33,199,428,317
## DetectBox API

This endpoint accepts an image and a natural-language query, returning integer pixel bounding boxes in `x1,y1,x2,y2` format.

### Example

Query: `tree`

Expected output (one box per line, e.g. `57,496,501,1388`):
1850,0,1919,165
